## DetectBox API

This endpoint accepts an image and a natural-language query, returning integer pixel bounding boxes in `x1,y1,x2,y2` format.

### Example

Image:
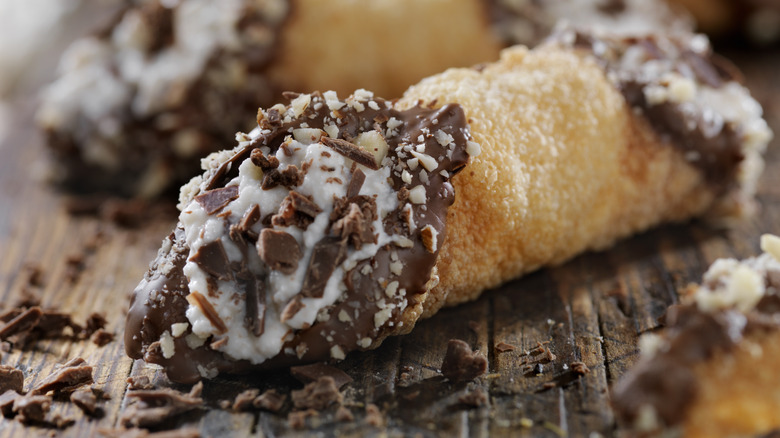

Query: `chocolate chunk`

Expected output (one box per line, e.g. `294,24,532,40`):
570,361,591,376
0,390,20,417
30,357,93,396
495,342,516,353
250,148,280,171
321,137,379,170
0,306,42,340
92,329,115,346
70,388,98,415
253,388,286,413
120,386,203,428
346,168,365,198
331,196,377,249
272,192,322,230
0,365,23,394
258,229,301,274
127,376,154,391
300,237,347,298
364,403,384,427
238,269,266,337
232,388,260,411
290,363,353,389
280,297,305,323
239,204,261,230
457,387,488,408
190,240,232,281
83,312,108,337
441,339,488,383
186,292,227,334
195,185,239,215
291,376,343,410
262,165,304,190
13,395,52,423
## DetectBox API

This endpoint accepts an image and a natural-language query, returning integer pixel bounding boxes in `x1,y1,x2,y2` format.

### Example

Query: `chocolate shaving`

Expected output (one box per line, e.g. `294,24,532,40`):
0,390,20,417
253,388,286,413
0,365,24,394
186,292,228,334
321,137,379,170
280,297,305,323
189,240,232,281
300,237,347,298
120,385,203,428
13,395,51,423
71,388,99,415
272,192,322,230
291,376,343,410
346,168,365,198
258,229,302,274
262,165,304,190
0,306,43,340
570,361,591,376
232,389,260,411
331,196,377,249
250,148,280,171
238,269,266,337
495,342,516,353
441,339,488,383
290,363,353,389
30,357,93,396
127,376,154,391
195,185,239,215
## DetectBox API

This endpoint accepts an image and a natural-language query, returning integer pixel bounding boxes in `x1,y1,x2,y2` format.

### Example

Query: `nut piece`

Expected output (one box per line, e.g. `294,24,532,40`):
420,225,438,254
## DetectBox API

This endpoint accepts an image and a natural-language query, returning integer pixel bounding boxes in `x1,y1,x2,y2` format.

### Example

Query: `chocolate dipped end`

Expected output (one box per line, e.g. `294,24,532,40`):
126,91,473,383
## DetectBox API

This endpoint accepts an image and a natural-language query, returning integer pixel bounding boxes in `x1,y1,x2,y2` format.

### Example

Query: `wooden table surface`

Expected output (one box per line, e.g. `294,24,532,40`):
0,48,778,438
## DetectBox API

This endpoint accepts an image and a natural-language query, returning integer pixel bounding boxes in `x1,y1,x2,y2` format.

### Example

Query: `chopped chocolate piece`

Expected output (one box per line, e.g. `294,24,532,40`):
495,342,516,353
23,263,45,288
331,199,377,250
321,137,379,170
300,237,347,298
239,269,266,337
13,395,51,423
335,405,354,422
346,168,365,198
570,361,591,376
195,185,239,215
232,388,260,411
288,409,318,430
189,240,232,281
237,204,261,232
84,312,108,337
0,365,23,394
30,358,93,396
120,386,203,428
65,253,86,283
441,339,488,383
272,192,321,230
364,403,384,427
262,165,304,190
457,387,488,408
92,329,115,346
71,388,98,416
0,306,43,340
250,148,280,171
290,363,353,389
280,297,305,323
253,388,286,413
0,390,20,417
291,376,343,410
258,229,302,274
541,382,557,390
186,292,228,334
127,375,154,391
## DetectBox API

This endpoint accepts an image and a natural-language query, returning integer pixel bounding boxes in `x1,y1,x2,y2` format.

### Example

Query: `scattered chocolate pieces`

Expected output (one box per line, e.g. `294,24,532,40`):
0,306,43,340
70,388,99,416
250,148,280,171
195,185,239,215
321,137,379,170
127,375,154,391
232,389,260,411
291,376,343,410
0,365,24,394
92,329,115,346
290,363,353,389
13,395,52,423
331,196,377,249
495,342,516,353
570,361,591,376
457,387,488,408
262,165,304,190
441,339,488,383
30,357,93,396
120,384,204,428
272,192,322,230
258,229,302,274
364,403,384,427
253,388,286,413
0,390,21,417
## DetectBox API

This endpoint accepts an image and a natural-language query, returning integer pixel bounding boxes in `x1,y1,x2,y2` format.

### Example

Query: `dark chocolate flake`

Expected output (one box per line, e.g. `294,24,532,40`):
272,192,322,230
346,168,366,198
258,229,301,274
280,297,305,323
120,385,203,428
250,148,280,171
441,339,488,383
30,357,93,396
321,137,379,170
190,240,232,281
0,306,43,340
70,388,98,416
195,185,239,215
239,269,266,337
0,365,23,395
13,395,51,424
262,165,304,190
300,237,347,298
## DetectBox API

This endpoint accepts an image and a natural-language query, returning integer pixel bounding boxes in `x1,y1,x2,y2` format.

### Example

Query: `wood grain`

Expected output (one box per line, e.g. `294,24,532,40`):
0,50,778,437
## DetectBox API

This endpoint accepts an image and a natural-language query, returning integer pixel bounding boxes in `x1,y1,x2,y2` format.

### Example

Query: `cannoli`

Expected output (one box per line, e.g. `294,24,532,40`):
37,0,688,198
125,30,770,383
612,234,780,437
